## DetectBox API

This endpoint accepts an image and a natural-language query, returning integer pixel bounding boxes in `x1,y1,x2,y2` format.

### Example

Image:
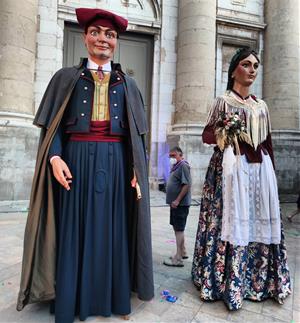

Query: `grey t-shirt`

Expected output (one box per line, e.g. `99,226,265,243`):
166,161,192,206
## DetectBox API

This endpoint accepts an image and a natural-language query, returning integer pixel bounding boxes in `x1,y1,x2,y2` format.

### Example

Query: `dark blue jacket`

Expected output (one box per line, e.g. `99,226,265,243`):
49,67,129,157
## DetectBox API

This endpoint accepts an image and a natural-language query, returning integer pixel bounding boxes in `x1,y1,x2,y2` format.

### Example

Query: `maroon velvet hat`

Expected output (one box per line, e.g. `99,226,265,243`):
76,8,128,33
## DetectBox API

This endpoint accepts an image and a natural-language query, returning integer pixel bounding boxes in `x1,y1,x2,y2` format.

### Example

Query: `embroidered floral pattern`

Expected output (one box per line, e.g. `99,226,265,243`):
191,149,291,310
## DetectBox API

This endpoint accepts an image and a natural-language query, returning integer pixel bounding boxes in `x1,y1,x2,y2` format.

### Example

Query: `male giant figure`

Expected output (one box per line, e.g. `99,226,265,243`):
17,8,154,323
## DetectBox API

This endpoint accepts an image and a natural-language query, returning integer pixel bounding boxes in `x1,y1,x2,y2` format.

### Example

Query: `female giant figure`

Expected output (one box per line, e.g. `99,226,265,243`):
192,47,291,310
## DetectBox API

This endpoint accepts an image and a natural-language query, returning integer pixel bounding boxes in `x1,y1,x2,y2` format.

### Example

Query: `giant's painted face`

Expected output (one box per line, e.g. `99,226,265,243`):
232,54,259,87
83,25,117,62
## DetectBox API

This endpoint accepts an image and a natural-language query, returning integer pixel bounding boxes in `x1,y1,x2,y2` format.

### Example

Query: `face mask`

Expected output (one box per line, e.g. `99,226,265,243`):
169,158,177,166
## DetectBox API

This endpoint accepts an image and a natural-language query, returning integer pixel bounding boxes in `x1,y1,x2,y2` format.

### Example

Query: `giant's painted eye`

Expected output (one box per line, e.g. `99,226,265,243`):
90,30,99,37
105,31,117,39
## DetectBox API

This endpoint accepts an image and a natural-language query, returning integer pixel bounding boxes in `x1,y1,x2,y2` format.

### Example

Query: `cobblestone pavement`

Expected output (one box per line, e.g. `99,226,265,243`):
0,191,299,323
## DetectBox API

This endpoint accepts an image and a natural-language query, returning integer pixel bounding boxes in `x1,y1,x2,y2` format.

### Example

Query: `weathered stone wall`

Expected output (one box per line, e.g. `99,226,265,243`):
0,0,37,115
34,0,61,112
272,131,300,195
0,0,39,201
264,0,300,130
175,0,216,125
0,125,39,200
149,0,178,186
264,0,300,193
167,0,217,196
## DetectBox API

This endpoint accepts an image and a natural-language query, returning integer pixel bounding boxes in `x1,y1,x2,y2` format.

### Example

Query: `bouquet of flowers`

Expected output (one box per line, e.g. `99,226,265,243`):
215,111,252,151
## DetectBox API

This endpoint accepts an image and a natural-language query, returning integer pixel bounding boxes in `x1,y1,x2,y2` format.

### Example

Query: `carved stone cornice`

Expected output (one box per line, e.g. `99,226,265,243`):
271,129,300,141
168,123,205,136
57,1,161,26
217,15,266,30
0,112,36,128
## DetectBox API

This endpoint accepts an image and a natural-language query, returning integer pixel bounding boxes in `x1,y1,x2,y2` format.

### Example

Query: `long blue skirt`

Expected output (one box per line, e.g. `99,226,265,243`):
54,141,131,323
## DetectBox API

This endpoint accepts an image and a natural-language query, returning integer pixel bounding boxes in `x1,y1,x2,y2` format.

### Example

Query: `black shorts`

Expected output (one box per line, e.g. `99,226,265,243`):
170,206,189,231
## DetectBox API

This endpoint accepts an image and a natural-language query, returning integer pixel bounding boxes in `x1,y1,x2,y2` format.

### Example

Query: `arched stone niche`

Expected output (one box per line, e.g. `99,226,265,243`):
58,0,161,27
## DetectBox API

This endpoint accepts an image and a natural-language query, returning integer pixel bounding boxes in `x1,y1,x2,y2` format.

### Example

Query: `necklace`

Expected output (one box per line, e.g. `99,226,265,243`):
231,89,250,101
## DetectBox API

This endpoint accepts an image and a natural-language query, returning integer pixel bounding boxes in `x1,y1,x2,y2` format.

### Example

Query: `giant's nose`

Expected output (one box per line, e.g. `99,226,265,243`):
96,30,106,42
249,64,256,74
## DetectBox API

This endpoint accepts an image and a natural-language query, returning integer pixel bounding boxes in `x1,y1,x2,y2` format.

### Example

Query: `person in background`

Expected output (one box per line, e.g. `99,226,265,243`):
164,146,191,267
17,8,154,323
191,47,291,310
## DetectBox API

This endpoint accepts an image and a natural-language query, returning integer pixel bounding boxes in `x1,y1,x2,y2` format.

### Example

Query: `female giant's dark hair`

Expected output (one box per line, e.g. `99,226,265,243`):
226,47,260,90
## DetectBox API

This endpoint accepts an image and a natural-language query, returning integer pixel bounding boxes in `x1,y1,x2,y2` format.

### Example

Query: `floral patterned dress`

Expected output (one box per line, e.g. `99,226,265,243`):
191,91,291,310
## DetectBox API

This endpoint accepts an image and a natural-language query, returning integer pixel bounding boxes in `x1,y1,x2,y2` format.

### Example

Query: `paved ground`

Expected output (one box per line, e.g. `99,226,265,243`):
0,190,299,323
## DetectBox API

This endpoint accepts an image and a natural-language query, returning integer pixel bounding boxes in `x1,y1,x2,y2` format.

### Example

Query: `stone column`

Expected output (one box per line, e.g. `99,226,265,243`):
167,0,216,195
264,0,300,194
0,0,39,201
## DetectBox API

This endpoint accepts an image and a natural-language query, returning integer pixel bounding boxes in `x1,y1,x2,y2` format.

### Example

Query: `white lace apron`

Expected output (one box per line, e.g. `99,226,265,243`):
206,92,282,246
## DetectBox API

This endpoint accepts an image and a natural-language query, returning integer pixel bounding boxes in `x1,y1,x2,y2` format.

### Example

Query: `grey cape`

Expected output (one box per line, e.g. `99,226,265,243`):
16,60,154,310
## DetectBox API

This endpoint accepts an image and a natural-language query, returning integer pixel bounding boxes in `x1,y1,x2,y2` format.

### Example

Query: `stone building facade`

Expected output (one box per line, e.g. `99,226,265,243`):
0,0,299,201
